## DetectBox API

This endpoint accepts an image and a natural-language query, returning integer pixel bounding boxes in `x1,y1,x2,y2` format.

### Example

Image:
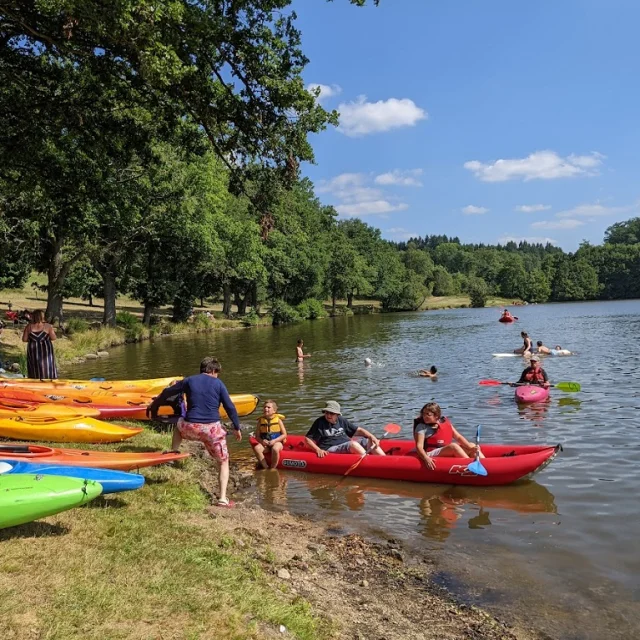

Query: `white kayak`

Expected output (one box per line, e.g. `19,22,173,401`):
492,353,533,358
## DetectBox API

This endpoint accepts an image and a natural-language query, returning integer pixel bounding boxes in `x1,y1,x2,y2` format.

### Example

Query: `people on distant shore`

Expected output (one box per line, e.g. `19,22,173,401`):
304,400,385,458
146,356,241,507
252,399,287,470
295,339,311,363
514,356,549,387
536,341,551,355
513,331,533,356
413,402,483,471
21,310,57,379
419,366,438,379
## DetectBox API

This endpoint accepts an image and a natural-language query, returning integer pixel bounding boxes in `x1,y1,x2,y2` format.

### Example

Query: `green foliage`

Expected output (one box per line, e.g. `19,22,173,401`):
468,276,489,307
297,299,328,320
270,300,302,326
432,266,456,296
115,311,140,332
240,310,261,327
604,218,640,245
193,313,214,330
65,317,90,335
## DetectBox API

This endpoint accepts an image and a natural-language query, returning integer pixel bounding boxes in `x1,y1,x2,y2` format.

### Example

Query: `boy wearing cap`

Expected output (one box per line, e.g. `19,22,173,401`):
515,356,550,387
304,401,386,458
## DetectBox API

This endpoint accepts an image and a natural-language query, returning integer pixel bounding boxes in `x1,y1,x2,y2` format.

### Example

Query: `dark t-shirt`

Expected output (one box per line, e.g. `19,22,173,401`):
305,416,358,450
152,374,240,428
518,367,548,384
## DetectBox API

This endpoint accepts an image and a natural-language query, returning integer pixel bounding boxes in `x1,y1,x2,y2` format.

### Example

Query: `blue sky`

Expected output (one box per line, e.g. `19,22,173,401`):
293,0,640,250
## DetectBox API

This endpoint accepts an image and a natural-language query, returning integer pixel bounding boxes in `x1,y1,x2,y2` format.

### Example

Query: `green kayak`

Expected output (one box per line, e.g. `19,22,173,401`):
0,474,102,529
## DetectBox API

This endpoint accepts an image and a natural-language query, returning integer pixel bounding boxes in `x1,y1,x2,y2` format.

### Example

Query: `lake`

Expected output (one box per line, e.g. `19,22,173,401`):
70,300,640,639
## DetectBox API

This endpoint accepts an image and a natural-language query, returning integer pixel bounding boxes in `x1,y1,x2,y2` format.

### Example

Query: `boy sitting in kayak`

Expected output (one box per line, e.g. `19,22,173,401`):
413,403,483,470
252,399,287,470
304,401,385,458
513,356,550,387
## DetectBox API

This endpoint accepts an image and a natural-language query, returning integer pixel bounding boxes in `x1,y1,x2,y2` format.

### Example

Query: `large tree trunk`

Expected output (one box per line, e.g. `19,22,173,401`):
222,283,232,317
45,237,71,324
332,292,337,310
101,268,117,327
142,304,153,326
347,292,353,309
235,289,248,315
249,282,260,314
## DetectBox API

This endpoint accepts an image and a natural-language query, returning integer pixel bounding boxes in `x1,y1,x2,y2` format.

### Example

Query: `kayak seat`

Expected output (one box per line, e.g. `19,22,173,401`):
502,451,516,457
386,447,402,456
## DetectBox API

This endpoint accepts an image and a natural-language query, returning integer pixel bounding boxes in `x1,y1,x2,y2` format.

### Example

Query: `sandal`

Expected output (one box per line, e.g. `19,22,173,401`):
216,498,235,508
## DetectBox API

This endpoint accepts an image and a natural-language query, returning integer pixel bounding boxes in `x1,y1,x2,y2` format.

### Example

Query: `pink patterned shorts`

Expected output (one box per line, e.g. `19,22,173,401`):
177,418,229,462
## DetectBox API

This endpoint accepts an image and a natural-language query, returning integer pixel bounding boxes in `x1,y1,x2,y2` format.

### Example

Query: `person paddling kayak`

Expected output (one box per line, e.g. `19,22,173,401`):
500,309,513,321
413,402,484,471
513,356,550,388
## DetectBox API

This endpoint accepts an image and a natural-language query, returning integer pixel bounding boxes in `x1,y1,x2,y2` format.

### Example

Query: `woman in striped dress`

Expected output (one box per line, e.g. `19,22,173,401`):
21,310,58,379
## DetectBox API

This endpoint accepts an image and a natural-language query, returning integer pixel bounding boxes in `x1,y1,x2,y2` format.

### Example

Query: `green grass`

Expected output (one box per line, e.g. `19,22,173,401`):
0,430,327,640
421,295,522,310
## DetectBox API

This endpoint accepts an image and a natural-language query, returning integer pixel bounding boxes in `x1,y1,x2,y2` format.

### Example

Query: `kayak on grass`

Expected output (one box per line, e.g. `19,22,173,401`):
0,398,101,419
0,460,144,494
249,435,561,486
0,376,182,395
0,416,143,444
515,385,550,404
0,386,259,420
0,474,102,529
0,444,189,471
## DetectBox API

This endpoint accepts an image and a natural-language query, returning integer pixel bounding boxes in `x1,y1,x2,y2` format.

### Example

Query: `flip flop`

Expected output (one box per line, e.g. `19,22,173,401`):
216,499,235,508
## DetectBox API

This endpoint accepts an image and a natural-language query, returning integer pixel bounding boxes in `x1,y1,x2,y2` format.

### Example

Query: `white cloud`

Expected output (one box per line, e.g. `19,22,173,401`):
531,219,585,230
337,95,427,137
318,172,409,217
374,169,423,187
385,227,418,240
498,235,558,246
515,204,551,213
462,205,489,215
464,151,605,182
306,83,342,104
337,201,409,217
555,202,635,218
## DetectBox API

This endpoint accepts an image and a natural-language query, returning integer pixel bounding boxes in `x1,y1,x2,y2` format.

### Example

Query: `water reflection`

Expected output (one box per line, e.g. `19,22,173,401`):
255,470,557,543
516,399,551,427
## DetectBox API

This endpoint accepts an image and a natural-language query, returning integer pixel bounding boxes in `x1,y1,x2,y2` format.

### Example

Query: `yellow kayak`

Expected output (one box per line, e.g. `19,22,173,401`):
127,393,261,421
0,376,181,395
0,398,101,419
0,416,143,444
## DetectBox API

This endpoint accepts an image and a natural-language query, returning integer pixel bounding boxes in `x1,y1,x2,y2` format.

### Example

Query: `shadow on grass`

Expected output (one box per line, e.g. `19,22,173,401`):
0,520,69,540
85,495,129,509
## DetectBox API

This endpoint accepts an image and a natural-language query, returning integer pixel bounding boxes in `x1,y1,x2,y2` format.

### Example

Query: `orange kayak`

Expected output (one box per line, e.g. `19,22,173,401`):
0,443,190,471
0,376,181,395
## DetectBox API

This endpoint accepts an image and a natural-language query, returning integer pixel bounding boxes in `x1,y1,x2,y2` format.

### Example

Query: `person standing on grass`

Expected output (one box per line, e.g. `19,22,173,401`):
21,310,58,379
146,356,242,507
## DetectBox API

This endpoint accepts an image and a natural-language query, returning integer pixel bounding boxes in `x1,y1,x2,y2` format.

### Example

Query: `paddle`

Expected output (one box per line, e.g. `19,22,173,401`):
478,379,581,392
467,425,487,476
341,423,402,478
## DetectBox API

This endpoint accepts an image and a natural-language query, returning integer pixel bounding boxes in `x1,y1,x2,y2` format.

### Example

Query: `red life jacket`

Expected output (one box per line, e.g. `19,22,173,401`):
417,417,454,449
524,367,546,384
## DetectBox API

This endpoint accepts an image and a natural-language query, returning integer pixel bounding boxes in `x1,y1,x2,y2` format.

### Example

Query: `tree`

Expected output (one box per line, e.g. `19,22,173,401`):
551,257,600,301
521,269,551,304
467,276,489,308
604,218,640,245
431,266,455,296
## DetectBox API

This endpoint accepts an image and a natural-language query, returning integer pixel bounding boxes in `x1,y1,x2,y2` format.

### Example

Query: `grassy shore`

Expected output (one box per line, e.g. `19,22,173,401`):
0,428,537,640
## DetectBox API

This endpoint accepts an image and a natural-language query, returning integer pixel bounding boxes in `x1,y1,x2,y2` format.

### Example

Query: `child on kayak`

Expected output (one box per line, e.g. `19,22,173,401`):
252,400,287,470
419,366,438,378
413,402,483,471
513,356,550,387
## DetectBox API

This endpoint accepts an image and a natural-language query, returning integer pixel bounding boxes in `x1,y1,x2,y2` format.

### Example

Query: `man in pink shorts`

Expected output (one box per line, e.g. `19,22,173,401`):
147,356,242,507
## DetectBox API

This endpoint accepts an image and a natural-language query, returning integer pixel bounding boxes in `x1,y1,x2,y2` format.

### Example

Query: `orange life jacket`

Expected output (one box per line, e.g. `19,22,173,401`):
524,367,546,384
415,416,454,449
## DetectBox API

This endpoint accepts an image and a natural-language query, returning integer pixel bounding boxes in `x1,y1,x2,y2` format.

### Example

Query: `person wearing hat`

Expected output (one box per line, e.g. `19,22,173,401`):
513,356,549,387
304,401,386,458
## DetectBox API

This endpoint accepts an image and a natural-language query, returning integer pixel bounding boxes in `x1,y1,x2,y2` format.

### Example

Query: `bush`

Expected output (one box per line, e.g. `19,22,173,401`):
270,299,302,326
331,305,354,316
467,276,489,308
193,313,214,330
240,310,261,327
65,317,90,335
116,311,140,330
296,298,327,320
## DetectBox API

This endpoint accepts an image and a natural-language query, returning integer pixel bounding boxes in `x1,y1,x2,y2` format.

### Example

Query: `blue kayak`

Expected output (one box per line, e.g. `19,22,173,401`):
0,460,144,494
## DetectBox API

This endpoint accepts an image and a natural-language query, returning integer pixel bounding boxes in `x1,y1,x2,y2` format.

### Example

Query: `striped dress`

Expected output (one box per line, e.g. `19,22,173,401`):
26,328,58,380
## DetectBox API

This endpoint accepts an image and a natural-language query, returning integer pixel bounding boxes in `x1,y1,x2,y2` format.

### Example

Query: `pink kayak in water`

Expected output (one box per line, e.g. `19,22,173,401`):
515,385,550,404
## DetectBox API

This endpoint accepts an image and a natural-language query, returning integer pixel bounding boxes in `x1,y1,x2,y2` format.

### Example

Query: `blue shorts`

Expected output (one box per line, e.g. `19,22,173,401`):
326,437,369,454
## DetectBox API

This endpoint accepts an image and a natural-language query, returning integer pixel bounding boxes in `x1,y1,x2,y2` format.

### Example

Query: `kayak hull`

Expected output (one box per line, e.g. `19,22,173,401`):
0,398,101,419
0,387,259,420
0,444,189,471
251,435,561,486
0,416,143,443
498,317,515,323
515,385,550,404
0,460,144,494
0,377,181,394
0,475,102,529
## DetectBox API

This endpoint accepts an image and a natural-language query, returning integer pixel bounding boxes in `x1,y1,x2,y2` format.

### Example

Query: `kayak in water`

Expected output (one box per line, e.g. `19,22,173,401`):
515,385,550,404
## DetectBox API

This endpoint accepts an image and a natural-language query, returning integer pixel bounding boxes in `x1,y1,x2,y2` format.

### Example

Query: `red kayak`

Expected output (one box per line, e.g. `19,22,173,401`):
498,316,515,323
515,385,550,404
0,443,189,471
250,435,561,486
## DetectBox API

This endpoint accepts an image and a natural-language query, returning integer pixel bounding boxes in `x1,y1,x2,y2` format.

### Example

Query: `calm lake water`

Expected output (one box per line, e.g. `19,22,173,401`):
70,300,640,639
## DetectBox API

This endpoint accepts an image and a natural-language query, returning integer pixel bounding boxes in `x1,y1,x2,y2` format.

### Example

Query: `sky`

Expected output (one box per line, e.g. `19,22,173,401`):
292,0,640,250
